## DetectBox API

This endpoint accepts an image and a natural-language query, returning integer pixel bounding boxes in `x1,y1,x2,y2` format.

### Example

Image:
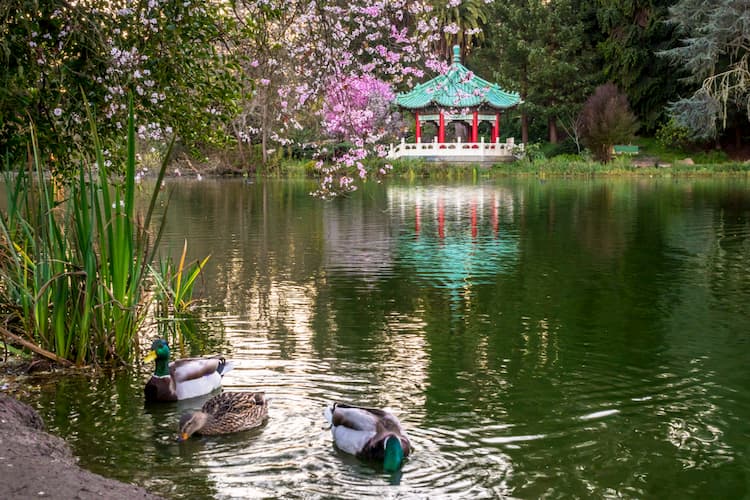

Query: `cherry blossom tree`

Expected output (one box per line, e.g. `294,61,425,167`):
228,0,493,196
2,0,494,195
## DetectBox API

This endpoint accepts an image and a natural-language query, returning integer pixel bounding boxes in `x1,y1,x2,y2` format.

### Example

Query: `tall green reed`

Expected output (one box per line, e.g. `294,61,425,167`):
151,240,211,317
0,97,174,365
149,240,211,349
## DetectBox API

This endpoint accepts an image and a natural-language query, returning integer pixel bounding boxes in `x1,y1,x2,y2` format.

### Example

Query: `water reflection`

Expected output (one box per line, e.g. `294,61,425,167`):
11,177,750,499
388,186,519,314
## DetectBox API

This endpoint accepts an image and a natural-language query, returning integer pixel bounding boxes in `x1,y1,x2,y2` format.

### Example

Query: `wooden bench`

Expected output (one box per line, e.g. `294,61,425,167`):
613,144,639,155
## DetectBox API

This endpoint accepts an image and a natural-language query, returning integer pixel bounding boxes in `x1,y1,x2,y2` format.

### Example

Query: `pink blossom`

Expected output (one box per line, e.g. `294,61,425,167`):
321,75,396,141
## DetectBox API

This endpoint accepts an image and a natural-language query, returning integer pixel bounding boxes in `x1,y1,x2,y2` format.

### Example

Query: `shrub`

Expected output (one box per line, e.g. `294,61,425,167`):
655,118,692,149
579,83,639,163
544,138,580,157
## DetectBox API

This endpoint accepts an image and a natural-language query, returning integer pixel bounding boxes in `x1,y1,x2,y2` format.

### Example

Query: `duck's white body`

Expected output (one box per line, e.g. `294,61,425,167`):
144,339,234,402
172,358,231,400
325,405,379,455
324,403,411,462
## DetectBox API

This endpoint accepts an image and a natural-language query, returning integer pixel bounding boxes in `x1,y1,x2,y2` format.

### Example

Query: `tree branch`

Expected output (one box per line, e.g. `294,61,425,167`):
0,325,74,367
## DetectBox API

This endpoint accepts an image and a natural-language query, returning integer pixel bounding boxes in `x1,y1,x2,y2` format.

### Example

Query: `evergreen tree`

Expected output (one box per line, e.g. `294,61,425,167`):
660,0,750,144
596,0,684,133
476,0,598,144
529,0,599,144
477,0,546,143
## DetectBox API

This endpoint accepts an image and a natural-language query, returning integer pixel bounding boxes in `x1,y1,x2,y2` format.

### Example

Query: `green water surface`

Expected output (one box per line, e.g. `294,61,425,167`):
21,176,750,499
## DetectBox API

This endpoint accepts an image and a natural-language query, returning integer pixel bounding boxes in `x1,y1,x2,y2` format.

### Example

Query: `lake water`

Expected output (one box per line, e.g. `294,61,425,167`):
20,176,750,498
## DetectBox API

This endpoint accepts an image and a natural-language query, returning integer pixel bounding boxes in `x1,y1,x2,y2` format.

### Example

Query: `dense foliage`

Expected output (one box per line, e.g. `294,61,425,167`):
0,0,239,175
0,0,747,188
596,0,685,134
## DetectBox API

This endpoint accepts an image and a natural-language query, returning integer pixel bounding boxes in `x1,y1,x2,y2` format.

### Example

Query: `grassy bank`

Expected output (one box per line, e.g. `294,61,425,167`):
187,133,750,180
271,154,750,182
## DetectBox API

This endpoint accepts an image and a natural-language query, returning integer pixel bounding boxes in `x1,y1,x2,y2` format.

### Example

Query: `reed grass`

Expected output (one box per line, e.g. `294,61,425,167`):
0,97,177,365
151,240,210,317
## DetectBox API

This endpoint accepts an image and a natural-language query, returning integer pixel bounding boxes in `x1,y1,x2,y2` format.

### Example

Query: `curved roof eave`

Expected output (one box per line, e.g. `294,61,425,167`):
395,90,521,110
395,46,521,110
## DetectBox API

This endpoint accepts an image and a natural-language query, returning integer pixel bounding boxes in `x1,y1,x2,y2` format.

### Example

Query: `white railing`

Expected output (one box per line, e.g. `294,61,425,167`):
387,137,522,161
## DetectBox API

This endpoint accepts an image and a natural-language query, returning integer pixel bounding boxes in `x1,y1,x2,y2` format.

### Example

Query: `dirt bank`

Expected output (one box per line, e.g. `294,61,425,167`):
0,394,162,499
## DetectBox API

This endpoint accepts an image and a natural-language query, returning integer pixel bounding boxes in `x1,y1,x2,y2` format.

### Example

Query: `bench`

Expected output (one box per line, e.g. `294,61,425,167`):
613,144,640,155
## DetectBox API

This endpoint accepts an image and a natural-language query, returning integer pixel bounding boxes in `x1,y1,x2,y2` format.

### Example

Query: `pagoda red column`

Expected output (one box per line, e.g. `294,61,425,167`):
415,111,421,143
491,113,500,142
471,201,477,239
472,111,478,143
438,111,445,143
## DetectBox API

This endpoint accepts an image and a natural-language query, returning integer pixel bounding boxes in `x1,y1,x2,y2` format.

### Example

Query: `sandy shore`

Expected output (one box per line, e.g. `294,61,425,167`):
0,394,162,500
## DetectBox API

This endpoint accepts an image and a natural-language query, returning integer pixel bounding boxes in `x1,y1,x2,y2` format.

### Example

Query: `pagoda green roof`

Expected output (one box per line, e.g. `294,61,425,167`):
396,46,521,110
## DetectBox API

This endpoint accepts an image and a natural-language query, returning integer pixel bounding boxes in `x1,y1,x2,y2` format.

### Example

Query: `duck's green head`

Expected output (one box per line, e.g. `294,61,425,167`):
144,339,170,376
145,339,170,361
383,436,405,472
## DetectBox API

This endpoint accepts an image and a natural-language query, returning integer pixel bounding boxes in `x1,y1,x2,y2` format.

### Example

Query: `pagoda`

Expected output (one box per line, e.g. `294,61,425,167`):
387,46,522,163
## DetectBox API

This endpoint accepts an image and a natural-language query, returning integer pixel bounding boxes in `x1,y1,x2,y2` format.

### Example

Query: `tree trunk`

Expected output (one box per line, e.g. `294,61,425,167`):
548,116,558,144
232,121,246,166
261,99,268,165
521,82,529,144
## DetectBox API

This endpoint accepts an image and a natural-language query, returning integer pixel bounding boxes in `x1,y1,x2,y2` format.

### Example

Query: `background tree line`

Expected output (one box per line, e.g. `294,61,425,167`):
1,0,749,176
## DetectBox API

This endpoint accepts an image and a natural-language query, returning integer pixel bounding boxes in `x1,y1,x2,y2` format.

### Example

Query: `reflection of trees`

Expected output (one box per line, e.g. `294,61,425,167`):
152,178,328,359
156,178,324,316
661,181,750,390
476,178,750,496
318,178,750,493
319,184,522,419
149,177,750,495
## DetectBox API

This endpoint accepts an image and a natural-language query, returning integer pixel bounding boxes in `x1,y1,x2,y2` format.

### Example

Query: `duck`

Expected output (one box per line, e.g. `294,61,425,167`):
324,402,412,472
178,391,268,440
143,338,234,402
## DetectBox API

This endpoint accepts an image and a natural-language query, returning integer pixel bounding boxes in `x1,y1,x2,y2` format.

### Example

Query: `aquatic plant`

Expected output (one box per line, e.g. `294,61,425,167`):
151,240,211,317
0,97,173,365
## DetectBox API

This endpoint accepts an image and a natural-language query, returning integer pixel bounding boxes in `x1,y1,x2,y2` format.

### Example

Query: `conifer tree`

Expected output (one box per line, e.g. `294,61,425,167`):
596,0,684,133
477,0,598,144
660,0,750,143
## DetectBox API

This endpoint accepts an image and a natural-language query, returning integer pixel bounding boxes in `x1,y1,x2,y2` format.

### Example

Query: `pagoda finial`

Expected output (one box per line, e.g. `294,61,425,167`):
452,45,461,64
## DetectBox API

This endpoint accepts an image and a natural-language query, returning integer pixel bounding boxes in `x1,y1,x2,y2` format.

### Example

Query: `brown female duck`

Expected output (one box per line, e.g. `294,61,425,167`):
178,391,268,440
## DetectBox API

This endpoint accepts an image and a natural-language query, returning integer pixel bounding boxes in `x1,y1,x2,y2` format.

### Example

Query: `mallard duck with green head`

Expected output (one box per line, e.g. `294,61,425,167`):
178,391,268,440
144,339,234,402
324,402,412,472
